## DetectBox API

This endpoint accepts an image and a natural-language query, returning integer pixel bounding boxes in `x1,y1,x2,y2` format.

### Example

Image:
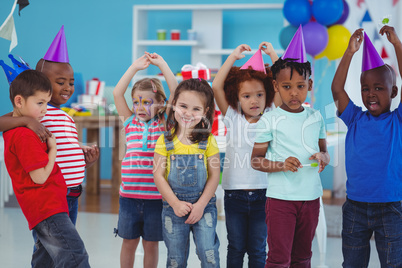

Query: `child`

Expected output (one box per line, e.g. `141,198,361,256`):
211,43,277,268
0,26,99,225
113,52,177,268
153,78,221,268
3,69,90,267
250,26,329,267
331,26,402,267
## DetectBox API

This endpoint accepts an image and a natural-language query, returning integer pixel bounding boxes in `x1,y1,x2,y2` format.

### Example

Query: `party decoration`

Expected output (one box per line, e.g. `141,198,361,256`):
302,22,328,56
279,25,298,50
312,0,344,26
362,32,385,72
302,162,319,167
334,0,349,25
18,0,29,15
282,25,307,63
319,25,351,61
0,54,31,84
240,50,266,74
283,0,312,27
181,62,211,80
0,0,18,52
44,25,69,63
381,47,389,59
360,10,372,27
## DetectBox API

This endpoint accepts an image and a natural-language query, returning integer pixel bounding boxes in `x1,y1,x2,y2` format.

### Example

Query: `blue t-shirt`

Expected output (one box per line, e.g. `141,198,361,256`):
339,100,402,202
255,107,326,201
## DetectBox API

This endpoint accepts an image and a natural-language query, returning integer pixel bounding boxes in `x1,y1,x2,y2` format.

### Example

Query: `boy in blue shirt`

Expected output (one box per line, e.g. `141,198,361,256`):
332,26,402,267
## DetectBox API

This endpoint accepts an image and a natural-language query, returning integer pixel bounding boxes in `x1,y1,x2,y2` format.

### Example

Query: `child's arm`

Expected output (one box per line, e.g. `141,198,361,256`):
309,139,330,173
153,153,193,217
29,134,57,184
113,54,151,122
332,28,364,114
251,142,302,173
185,153,220,225
146,52,178,114
82,145,100,168
380,25,402,102
259,41,279,64
212,44,252,116
0,112,52,142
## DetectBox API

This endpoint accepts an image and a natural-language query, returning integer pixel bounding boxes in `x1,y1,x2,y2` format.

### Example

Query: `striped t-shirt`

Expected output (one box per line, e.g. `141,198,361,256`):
41,105,86,187
120,114,165,199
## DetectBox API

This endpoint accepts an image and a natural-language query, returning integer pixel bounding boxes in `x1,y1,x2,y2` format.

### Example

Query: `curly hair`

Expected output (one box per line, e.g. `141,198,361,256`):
271,57,311,80
223,65,275,110
166,78,215,143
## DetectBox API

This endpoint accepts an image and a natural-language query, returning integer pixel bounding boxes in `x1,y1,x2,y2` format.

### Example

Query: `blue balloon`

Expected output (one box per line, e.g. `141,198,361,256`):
283,0,312,27
279,25,298,50
335,0,349,24
312,0,344,26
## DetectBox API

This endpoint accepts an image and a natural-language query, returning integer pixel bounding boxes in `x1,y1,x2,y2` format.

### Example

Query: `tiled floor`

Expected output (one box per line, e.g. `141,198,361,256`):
0,206,382,268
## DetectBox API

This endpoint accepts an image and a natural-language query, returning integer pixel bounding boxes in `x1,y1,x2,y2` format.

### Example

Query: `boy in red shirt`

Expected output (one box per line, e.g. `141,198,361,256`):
3,70,90,267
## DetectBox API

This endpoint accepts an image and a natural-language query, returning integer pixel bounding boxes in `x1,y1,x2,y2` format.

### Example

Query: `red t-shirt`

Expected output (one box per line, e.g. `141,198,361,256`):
3,127,68,230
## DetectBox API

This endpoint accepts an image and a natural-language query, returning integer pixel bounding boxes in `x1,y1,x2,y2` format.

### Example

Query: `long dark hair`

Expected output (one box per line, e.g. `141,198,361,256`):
165,78,215,143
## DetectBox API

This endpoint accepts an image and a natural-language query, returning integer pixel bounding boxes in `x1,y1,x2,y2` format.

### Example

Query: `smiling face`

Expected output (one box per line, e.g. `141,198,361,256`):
173,90,208,134
41,62,74,108
15,91,51,121
360,65,397,117
132,90,163,122
273,67,312,113
238,79,266,122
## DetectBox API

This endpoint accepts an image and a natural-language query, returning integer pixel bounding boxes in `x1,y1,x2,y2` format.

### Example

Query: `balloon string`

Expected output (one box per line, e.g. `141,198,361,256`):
313,59,333,102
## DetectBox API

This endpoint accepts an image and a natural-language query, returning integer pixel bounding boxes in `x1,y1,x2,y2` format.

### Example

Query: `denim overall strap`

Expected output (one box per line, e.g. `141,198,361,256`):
164,133,175,152
198,138,208,151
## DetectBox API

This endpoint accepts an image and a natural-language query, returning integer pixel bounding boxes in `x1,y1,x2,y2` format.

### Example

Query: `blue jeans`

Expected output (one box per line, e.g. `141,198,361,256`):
31,213,89,268
67,195,79,225
342,198,402,268
224,189,267,268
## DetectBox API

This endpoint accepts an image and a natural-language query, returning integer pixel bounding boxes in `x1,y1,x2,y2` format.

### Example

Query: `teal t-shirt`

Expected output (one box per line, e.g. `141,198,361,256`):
255,107,326,201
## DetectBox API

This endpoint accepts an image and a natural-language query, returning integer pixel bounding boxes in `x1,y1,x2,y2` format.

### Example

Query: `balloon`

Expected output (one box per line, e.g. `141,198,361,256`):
302,22,328,56
283,0,312,27
321,25,351,60
335,0,349,25
312,0,343,26
314,50,326,60
279,25,298,50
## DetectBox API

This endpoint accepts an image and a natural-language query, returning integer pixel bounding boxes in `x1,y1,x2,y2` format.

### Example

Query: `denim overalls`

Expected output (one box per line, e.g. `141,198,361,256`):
162,136,220,268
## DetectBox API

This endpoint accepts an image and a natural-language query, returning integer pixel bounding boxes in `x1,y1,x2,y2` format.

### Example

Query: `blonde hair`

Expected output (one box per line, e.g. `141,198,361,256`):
131,78,167,126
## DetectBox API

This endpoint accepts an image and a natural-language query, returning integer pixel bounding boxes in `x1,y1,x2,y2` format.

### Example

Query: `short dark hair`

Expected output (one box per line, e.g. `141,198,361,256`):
166,78,215,143
271,57,311,80
10,70,52,107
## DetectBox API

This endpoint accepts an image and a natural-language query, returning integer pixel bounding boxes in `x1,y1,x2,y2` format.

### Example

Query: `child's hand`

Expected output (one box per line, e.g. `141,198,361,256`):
259,42,275,56
184,202,205,224
26,118,52,143
47,134,57,150
173,201,193,217
309,152,330,173
145,51,165,67
132,54,151,71
347,28,364,54
231,44,251,60
83,145,100,168
282,157,302,172
379,25,402,46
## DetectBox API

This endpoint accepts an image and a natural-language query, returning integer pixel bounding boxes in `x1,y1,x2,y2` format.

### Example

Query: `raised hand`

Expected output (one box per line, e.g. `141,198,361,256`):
231,44,251,60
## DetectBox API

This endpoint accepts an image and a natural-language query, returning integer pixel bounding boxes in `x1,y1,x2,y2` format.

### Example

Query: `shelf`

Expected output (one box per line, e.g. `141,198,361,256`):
134,4,283,11
134,74,183,82
136,40,198,46
198,49,285,56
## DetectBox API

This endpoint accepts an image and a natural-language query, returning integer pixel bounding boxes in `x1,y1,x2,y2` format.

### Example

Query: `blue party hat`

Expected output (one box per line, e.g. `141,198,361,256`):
0,54,31,84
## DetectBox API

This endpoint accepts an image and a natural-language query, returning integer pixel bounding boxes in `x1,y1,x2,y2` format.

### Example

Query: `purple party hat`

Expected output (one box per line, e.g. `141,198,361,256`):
281,25,307,63
362,32,384,72
43,26,69,63
240,49,266,74
0,54,31,85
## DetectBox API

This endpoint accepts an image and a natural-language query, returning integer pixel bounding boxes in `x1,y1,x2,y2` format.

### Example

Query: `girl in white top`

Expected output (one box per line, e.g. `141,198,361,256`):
211,43,279,268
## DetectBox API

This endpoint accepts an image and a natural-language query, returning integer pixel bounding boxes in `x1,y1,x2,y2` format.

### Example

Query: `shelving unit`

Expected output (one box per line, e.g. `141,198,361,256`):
132,4,284,77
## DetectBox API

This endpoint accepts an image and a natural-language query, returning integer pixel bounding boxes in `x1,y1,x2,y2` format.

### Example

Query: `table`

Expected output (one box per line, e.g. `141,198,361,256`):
74,116,125,195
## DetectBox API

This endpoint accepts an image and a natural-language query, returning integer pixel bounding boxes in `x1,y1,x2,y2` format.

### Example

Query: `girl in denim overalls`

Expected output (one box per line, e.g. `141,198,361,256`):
154,79,221,268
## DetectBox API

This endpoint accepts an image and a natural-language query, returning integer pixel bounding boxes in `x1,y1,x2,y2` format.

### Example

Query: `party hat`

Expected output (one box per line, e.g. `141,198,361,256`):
362,32,384,72
240,49,266,74
281,25,307,63
43,25,69,63
0,54,31,84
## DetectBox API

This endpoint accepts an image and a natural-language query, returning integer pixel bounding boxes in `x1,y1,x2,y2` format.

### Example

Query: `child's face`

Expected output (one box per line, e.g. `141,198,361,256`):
42,62,74,108
273,67,312,113
173,90,207,131
238,79,266,121
15,91,51,121
132,90,163,122
360,67,397,116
